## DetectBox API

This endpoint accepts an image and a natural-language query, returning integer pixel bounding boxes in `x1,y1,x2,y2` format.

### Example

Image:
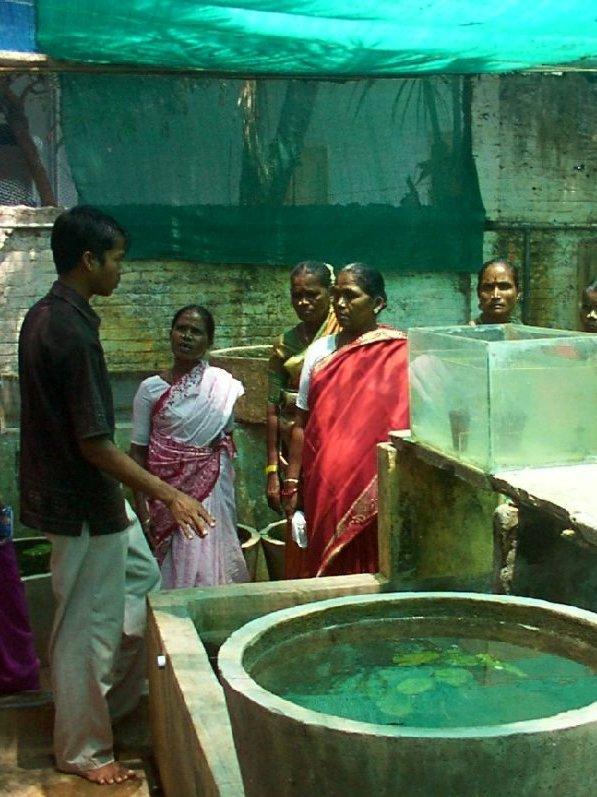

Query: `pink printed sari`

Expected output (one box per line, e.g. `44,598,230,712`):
146,362,244,575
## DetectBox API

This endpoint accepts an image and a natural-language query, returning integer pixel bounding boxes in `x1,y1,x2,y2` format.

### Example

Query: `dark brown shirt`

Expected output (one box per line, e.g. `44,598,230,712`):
18,281,129,535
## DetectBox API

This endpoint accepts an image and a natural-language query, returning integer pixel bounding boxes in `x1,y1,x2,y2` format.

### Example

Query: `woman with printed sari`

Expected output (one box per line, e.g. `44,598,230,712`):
130,305,249,588
282,264,409,579
265,261,339,514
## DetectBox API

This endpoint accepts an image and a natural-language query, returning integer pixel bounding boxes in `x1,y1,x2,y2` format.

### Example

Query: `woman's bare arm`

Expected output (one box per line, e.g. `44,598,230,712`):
265,401,282,512
281,408,307,517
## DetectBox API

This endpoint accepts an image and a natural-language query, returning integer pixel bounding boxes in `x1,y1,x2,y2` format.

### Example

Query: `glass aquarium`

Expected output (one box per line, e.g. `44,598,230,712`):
408,324,597,472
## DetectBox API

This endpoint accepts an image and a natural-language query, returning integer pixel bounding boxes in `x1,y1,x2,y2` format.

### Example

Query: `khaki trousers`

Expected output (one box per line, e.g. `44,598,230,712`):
46,502,161,773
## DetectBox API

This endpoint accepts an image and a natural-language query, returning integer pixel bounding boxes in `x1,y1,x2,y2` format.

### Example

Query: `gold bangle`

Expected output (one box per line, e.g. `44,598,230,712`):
264,463,278,475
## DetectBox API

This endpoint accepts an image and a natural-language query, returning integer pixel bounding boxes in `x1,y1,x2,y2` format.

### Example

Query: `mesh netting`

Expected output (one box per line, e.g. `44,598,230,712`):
60,74,484,270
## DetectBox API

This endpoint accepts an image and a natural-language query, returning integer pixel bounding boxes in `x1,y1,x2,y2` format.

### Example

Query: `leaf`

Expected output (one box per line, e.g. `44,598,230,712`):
442,650,479,667
500,662,528,678
392,651,441,667
378,692,412,719
473,653,527,678
435,668,475,687
474,653,502,668
395,676,435,695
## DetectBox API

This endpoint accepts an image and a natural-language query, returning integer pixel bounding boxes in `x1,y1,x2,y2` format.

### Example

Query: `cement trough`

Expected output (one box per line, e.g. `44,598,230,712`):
219,592,597,797
209,345,270,424
147,574,388,796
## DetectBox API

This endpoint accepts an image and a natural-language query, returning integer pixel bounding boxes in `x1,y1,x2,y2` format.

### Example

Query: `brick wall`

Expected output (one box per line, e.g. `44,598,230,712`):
0,206,470,379
0,207,60,379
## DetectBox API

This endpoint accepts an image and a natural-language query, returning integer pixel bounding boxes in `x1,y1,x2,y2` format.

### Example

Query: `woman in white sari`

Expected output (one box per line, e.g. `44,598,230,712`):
130,305,249,588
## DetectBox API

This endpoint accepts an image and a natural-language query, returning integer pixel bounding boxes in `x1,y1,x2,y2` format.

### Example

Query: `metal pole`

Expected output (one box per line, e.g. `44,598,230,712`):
521,224,532,325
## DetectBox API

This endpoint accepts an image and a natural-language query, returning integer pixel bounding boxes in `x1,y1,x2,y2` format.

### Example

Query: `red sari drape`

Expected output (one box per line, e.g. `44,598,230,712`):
299,328,409,578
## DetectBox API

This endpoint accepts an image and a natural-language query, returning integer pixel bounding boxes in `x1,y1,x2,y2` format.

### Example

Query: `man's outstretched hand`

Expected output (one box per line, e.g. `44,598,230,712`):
167,490,215,539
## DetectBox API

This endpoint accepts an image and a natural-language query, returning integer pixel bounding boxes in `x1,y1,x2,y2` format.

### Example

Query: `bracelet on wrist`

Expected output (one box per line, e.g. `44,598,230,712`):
265,463,278,475
283,477,299,484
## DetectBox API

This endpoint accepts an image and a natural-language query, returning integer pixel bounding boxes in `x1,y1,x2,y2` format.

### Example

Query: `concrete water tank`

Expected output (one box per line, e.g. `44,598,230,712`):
219,592,597,797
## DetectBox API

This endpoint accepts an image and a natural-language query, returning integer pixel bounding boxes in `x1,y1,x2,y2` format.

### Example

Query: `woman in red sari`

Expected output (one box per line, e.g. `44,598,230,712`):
282,264,409,578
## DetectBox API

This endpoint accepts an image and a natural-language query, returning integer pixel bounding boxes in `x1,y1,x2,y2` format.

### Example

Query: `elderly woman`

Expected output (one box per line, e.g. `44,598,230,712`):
282,263,409,578
580,278,597,333
130,305,249,588
265,261,339,513
472,259,520,325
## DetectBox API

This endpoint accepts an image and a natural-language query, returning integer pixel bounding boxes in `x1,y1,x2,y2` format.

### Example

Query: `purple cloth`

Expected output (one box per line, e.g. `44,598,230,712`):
0,541,40,694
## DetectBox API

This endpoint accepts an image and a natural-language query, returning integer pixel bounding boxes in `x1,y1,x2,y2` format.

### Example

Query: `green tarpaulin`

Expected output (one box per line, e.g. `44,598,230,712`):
38,1,597,75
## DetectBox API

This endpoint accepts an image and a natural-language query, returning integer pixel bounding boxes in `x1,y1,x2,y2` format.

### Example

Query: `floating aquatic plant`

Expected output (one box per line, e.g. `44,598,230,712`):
392,644,528,678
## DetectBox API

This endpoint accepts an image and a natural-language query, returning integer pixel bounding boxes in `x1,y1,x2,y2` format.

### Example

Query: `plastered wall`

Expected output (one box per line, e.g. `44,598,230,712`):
472,73,597,329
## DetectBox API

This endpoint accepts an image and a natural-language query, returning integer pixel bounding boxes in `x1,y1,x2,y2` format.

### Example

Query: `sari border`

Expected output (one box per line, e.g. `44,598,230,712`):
317,474,378,576
311,326,406,379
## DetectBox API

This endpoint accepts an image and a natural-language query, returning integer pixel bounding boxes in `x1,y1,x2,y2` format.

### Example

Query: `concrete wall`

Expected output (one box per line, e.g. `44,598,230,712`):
472,73,597,329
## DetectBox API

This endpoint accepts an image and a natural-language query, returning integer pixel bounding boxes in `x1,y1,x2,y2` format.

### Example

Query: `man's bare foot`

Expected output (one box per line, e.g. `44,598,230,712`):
78,761,138,785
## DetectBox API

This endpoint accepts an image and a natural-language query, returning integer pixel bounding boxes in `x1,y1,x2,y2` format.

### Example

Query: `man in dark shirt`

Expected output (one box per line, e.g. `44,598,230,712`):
19,206,214,786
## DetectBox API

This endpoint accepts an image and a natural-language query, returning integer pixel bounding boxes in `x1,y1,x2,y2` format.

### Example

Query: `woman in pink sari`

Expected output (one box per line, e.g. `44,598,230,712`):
282,264,409,578
130,305,249,588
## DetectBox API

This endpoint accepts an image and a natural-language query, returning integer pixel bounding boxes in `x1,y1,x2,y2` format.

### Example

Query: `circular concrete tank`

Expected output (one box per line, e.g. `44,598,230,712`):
219,592,597,797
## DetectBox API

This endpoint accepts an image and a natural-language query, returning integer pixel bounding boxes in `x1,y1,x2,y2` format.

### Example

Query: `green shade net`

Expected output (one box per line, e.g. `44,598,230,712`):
59,74,484,269
38,1,597,75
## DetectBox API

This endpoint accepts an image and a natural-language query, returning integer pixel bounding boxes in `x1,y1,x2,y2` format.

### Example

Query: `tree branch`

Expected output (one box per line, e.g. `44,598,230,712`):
0,76,56,206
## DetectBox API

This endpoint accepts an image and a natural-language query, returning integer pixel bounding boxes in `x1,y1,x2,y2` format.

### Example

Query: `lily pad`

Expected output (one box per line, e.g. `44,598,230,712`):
442,650,480,667
435,667,475,687
378,692,412,718
395,676,435,695
474,653,502,668
392,651,441,667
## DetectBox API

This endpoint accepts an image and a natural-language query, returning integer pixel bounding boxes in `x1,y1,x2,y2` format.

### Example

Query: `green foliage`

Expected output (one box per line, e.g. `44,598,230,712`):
390,650,440,666
381,641,529,722
392,645,528,676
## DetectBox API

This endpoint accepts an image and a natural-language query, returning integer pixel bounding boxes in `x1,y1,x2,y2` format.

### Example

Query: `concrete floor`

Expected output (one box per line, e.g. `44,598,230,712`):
0,675,162,797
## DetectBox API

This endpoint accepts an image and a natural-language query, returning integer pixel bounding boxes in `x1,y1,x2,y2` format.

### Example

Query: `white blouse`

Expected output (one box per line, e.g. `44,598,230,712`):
131,365,243,447
296,334,339,411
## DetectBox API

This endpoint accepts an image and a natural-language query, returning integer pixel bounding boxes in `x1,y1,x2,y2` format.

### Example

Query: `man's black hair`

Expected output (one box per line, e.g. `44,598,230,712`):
51,205,128,275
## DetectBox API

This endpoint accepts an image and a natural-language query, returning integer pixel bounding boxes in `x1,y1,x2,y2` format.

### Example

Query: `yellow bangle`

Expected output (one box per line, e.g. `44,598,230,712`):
264,464,278,475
